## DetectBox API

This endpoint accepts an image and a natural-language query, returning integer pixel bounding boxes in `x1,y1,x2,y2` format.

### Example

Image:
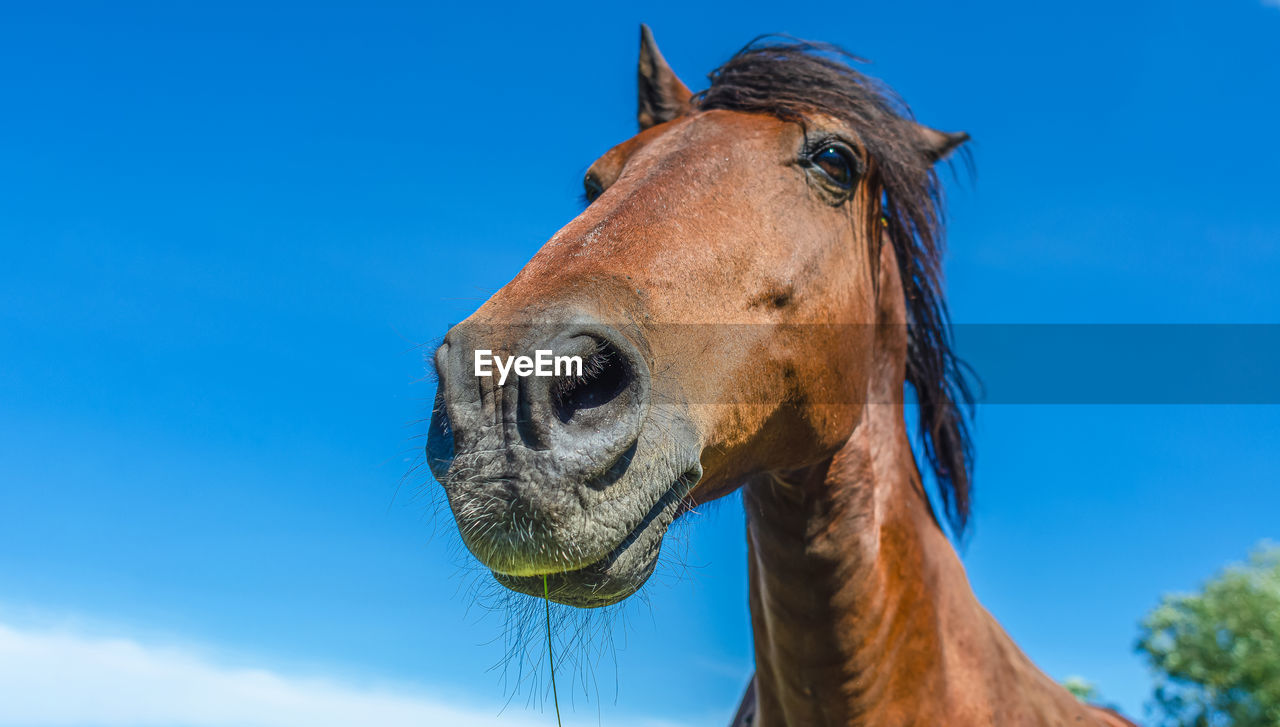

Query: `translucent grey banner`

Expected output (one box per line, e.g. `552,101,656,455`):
439,323,1280,404
950,324,1280,404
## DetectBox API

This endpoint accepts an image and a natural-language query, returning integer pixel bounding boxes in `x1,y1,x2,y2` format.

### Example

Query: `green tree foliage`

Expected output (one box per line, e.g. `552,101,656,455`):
1136,543,1280,726
1061,674,1123,713
1064,675,1100,703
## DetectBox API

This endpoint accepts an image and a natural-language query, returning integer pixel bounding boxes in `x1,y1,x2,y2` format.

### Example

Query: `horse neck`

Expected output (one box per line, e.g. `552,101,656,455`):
743,396,944,724
743,398,1093,726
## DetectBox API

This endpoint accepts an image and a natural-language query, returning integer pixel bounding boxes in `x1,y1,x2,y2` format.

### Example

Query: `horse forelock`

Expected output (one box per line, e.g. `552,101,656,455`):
695,39,976,537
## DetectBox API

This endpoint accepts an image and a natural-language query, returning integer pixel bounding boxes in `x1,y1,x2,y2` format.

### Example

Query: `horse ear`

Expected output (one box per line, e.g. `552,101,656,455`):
915,124,970,163
638,24,692,130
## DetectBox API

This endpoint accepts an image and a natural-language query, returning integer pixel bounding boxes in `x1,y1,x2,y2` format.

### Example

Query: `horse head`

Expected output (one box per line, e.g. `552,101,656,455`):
427,27,970,608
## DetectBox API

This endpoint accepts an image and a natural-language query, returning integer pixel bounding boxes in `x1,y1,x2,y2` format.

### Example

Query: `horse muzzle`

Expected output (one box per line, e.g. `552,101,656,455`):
425,312,702,607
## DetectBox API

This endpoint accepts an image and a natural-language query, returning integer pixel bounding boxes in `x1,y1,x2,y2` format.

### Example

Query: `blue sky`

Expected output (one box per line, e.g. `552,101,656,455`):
1,1,1278,724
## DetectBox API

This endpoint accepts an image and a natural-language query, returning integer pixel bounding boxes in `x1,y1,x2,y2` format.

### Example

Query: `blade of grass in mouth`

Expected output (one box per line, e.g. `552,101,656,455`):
544,574,562,727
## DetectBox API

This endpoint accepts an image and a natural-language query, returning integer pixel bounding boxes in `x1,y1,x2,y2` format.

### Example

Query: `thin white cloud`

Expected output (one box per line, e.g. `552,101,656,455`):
1265,0,1280,8
0,619,691,727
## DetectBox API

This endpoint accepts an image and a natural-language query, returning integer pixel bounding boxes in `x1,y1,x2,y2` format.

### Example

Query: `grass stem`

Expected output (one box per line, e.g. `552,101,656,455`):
544,574,562,727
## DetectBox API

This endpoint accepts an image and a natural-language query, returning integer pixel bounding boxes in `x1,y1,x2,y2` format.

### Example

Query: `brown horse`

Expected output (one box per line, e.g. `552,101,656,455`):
426,27,1136,727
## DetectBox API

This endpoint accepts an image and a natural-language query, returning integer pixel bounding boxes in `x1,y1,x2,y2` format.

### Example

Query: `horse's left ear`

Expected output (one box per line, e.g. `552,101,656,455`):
638,24,693,130
914,124,970,163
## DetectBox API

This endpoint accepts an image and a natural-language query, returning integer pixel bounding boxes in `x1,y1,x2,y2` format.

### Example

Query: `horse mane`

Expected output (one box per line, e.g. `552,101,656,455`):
695,39,976,536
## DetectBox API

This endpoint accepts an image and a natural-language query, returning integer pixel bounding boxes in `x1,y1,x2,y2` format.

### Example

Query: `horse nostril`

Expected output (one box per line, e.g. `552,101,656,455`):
551,340,633,424
426,390,456,480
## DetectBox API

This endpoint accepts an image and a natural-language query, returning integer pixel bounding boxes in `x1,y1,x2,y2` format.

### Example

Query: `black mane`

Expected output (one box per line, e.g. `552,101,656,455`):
697,39,976,536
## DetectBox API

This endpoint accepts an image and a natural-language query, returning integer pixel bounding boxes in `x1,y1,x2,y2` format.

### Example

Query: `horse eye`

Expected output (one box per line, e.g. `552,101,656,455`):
810,145,856,189
583,174,605,203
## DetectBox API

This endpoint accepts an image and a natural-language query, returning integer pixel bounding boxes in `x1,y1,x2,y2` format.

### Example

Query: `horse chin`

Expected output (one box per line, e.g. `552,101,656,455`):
429,397,704,607
491,470,698,608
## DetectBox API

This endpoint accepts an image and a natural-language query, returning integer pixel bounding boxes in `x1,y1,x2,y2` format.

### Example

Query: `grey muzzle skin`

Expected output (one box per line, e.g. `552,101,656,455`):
426,314,703,607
